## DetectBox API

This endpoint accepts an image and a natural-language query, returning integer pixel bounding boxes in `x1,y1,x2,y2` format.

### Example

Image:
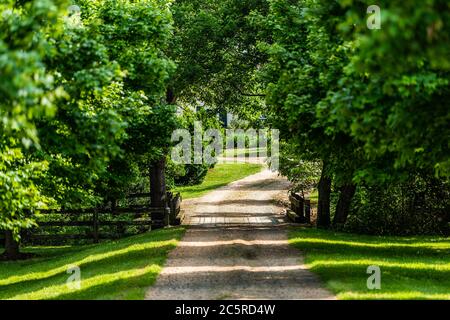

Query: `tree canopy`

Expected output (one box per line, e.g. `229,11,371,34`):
1,0,449,259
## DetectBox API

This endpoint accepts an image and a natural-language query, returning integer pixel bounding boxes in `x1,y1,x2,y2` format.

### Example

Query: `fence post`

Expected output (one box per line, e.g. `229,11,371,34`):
167,192,175,226
299,197,305,221
93,209,99,243
169,193,182,225
112,200,126,237
151,208,168,230
304,199,311,224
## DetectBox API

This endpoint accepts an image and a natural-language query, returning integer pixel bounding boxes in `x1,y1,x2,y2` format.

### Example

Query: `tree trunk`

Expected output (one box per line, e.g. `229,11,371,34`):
317,162,331,228
2,230,20,260
166,87,176,105
148,88,174,228
150,157,167,208
149,157,168,229
333,184,357,226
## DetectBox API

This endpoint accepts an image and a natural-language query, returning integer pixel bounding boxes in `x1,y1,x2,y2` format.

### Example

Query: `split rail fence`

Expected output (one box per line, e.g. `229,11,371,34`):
0,192,182,246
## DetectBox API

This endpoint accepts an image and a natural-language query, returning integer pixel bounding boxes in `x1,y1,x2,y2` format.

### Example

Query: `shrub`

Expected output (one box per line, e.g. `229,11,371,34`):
344,175,450,236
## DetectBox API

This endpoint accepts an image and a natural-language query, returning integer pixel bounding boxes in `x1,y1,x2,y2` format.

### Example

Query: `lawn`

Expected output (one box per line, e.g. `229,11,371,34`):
222,147,265,157
289,227,450,299
0,227,185,300
0,163,262,300
174,163,263,199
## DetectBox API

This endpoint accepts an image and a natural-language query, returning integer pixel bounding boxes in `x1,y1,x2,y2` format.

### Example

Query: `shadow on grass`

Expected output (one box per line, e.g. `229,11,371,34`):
289,227,450,299
290,228,450,257
0,227,184,300
51,268,161,300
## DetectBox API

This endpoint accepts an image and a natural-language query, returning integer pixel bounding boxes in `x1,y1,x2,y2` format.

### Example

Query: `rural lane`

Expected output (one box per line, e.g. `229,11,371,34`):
145,169,334,300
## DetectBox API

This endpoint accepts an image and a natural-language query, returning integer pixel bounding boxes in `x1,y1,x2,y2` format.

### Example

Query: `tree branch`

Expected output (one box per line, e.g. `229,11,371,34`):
233,85,266,97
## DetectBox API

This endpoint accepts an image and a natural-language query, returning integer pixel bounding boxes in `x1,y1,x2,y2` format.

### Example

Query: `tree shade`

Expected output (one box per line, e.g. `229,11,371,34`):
1,0,449,261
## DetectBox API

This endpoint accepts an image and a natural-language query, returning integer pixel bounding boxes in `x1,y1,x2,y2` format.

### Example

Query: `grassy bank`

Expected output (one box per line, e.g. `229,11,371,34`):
222,147,265,157
0,227,184,300
289,227,450,299
175,163,263,199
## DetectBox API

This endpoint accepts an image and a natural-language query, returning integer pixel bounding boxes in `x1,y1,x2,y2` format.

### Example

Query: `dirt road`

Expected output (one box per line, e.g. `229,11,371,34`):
145,169,334,300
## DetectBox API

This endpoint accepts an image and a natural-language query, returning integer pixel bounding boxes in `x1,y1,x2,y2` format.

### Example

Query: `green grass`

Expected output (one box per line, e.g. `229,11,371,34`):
289,227,450,299
175,163,263,199
0,163,262,300
222,147,265,158
0,227,185,300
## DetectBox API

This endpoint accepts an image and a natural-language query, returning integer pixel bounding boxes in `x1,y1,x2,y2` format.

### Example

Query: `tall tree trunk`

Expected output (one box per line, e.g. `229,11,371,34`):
149,157,168,229
150,157,167,208
333,183,357,226
2,230,20,260
317,162,331,228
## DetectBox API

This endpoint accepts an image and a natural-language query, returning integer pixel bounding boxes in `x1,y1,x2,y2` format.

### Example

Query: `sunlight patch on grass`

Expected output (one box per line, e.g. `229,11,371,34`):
175,163,263,199
11,264,161,300
308,259,450,272
0,239,177,287
0,227,185,300
341,291,450,300
289,237,450,250
288,227,450,300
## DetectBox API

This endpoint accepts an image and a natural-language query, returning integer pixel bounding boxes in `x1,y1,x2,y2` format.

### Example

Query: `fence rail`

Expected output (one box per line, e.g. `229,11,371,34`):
39,206,167,215
287,192,311,223
2,192,182,246
24,206,168,244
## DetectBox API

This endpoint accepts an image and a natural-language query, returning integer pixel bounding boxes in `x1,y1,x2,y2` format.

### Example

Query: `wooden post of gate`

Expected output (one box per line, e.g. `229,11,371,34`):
304,199,311,224
93,209,99,243
112,200,125,237
168,193,182,225
149,157,168,229
288,192,309,223
151,208,169,230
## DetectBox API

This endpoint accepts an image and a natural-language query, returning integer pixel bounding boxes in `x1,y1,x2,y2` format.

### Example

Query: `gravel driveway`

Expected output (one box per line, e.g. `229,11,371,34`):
145,169,334,300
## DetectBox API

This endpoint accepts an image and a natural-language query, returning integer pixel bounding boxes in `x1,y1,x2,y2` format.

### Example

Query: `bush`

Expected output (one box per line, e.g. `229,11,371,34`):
167,106,221,188
344,175,450,236
173,164,210,186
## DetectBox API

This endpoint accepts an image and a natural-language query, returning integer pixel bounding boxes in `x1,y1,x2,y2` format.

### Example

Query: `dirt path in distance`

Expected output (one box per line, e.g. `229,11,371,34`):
145,169,335,300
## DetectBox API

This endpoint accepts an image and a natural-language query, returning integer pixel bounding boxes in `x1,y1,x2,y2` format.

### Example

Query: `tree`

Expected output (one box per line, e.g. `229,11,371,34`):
260,0,358,227
34,5,127,209
77,0,177,206
262,0,449,230
329,0,450,178
169,0,269,117
2,0,178,258
158,0,271,203
0,0,66,259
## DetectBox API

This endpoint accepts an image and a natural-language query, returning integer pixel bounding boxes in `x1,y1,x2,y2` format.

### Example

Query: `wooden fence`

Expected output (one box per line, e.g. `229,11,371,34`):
2,192,182,246
287,192,311,223
120,191,183,226
168,192,183,225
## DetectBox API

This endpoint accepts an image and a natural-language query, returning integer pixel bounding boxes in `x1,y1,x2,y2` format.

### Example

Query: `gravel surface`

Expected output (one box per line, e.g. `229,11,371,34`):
145,169,335,300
